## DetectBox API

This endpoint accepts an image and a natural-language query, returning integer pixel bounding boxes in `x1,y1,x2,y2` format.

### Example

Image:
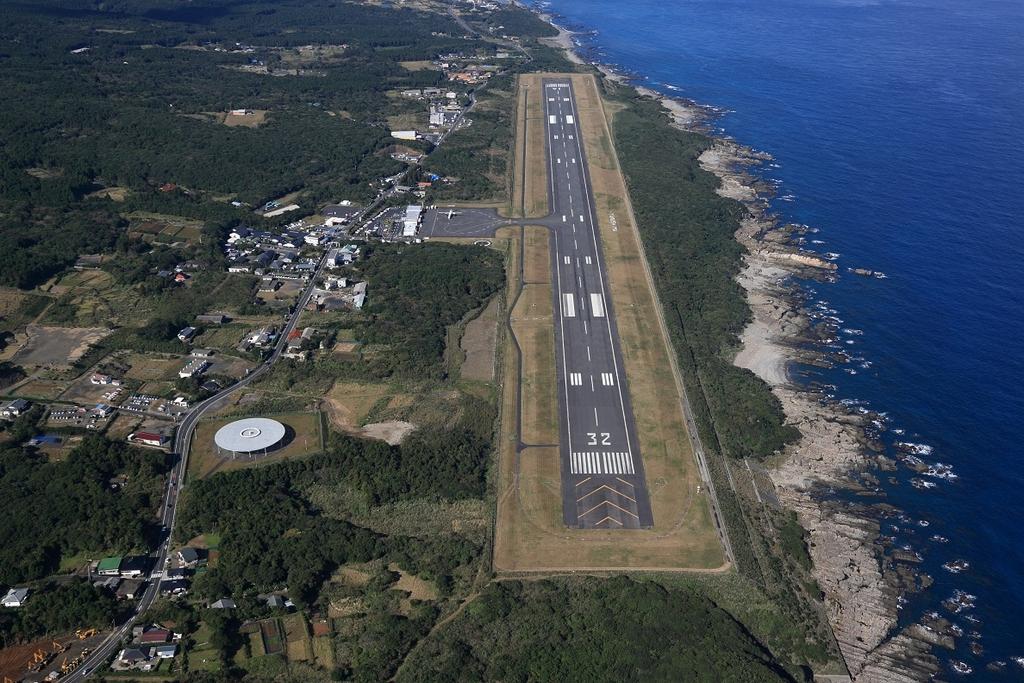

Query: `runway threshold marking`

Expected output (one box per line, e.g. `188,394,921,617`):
576,484,638,504
580,499,638,519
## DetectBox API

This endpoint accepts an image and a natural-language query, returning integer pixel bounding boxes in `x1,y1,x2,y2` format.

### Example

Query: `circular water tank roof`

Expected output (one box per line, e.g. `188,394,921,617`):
214,417,286,454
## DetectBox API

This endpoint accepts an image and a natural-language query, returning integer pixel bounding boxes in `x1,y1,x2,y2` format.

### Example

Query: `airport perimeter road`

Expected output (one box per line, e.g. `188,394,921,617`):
543,79,653,529
68,255,329,681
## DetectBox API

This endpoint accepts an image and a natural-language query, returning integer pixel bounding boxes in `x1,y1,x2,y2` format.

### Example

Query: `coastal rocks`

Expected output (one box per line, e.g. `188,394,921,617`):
693,134,939,678
767,250,839,271
849,267,887,278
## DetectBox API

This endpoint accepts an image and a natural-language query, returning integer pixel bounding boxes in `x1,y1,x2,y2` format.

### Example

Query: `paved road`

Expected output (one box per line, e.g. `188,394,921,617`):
541,79,653,529
66,254,329,681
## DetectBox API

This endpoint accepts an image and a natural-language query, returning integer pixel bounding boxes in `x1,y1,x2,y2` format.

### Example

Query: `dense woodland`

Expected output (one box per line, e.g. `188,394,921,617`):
175,430,487,679
400,578,794,682
0,435,170,585
612,98,797,460
0,581,125,644
350,242,505,379
0,0,488,289
613,95,836,668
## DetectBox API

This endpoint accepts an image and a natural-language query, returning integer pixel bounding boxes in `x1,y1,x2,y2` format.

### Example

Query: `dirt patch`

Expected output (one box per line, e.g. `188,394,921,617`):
388,564,438,601
399,60,438,71
332,341,360,354
331,565,372,588
220,109,269,127
85,186,130,201
13,325,111,366
322,381,392,431
359,420,416,445
459,296,500,383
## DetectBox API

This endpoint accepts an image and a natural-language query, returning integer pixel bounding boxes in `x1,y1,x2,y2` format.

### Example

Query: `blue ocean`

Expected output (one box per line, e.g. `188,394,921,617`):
531,0,1024,676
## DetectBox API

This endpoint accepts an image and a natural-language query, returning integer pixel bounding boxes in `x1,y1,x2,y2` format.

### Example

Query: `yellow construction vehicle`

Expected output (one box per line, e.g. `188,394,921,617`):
75,627,97,640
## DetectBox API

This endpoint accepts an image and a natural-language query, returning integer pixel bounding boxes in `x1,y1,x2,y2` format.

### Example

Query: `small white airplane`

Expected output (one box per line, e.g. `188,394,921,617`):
443,209,462,219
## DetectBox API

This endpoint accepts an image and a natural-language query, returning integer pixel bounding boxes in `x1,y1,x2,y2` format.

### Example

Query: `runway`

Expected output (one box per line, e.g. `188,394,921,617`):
421,80,653,529
542,79,653,529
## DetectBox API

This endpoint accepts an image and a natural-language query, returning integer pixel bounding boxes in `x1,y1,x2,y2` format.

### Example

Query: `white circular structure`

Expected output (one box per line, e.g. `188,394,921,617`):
214,417,286,457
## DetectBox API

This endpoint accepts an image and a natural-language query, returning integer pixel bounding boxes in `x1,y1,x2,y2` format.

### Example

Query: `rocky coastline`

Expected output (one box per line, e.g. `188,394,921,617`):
525,6,942,680
679,106,942,681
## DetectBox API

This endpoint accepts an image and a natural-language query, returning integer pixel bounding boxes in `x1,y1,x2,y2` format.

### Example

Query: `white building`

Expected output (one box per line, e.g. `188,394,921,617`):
390,130,417,141
178,359,210,379
403,205,423,237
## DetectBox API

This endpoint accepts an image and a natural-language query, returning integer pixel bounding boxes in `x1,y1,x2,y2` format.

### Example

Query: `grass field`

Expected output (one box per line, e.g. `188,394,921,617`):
188,411,324,479
41,269,155,327
399,60,437,71
459,296,500,383
492,74,726,572
127,212,205,245
519,74,551,218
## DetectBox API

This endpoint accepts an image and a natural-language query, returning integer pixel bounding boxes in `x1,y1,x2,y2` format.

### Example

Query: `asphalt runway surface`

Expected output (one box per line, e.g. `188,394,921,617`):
541,79,652,529
428,82,654,529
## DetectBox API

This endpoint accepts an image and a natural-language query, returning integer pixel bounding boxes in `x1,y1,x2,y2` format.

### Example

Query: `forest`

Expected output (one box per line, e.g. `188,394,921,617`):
612,97,798,460
0,435,170,585
400,577,794,682
0,0,489,289
0,581,125,644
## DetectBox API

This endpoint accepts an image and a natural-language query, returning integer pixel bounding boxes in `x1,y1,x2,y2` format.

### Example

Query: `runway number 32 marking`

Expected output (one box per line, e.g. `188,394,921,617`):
587,432,611,446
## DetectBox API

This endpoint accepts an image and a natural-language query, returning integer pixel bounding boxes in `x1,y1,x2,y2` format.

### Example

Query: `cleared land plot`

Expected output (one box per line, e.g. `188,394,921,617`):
85,185,130,201
0,288,50,334
12,378,69,399
12,325,111,367
283,614,312,662
189,623,222,672
127,212,205,245
194,325,248,353
399,60,437,71
389,564,438,602
221,110,269,127
41,269,154,327
188,411,324,479
493,74,725,572
322,381,393,432
124,353,183,382
459,296,500,383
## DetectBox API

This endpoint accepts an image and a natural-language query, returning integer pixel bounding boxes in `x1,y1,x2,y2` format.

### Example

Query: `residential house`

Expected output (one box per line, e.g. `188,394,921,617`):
117,648,148,666
116,579,145,600
139,628,170,645
177,547,200,567
154,645,178,659
1,587,30,607
1,399,29,419
210,598,237,609
177,327,197,342
128,432,169,448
